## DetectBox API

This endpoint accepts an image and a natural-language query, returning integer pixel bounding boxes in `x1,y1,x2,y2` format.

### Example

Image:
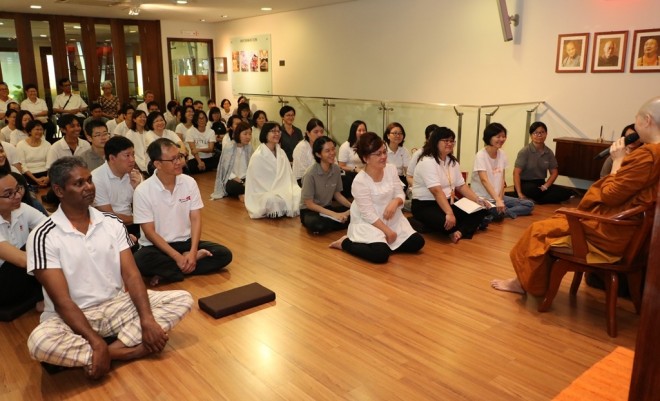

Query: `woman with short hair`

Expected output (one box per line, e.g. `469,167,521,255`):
211,121,253,200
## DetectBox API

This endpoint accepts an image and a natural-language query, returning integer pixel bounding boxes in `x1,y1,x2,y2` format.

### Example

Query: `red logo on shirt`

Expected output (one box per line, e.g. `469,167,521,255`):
178,196,191,203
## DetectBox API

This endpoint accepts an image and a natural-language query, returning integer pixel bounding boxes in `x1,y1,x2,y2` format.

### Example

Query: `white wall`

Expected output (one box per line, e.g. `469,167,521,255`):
162,0,659,184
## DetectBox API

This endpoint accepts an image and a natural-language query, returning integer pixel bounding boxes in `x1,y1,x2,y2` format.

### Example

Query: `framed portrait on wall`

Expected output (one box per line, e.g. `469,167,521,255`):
591,31,627,73
630,28,660,72
556,33,589,73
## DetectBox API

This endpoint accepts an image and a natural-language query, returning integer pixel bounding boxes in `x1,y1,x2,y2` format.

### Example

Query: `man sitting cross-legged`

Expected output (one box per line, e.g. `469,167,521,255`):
133,138,232,285
26,157,193,379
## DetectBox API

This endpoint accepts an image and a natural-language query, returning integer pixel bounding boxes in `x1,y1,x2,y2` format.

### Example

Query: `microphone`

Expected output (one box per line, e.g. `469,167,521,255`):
594,133,639,159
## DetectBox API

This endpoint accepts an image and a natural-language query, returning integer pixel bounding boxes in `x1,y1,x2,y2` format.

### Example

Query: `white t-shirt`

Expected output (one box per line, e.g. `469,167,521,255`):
386,145,411,176
185,127,216,159
337,141,363,169
412,156,465,201
92,162,135,217
106,118,119,135
407,148,424,179
292,140,315,180
17,139,51,174
124,129,149,172
0,126,12,142
133,173,204,246
1,141,19,165
10,129,28,146
471,148,508,201
0,203,46,267
113,121,129,137
53,93,87,117
20,98,49,123
46,137,91,169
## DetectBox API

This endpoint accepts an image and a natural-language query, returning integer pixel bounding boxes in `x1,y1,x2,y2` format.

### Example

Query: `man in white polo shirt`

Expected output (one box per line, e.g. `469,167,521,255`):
26,157,192,379
133,138,232,285
52,78,87,126
92,135,142,237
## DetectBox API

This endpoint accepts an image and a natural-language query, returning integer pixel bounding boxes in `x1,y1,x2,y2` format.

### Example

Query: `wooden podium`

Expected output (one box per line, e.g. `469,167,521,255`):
553,137,612,181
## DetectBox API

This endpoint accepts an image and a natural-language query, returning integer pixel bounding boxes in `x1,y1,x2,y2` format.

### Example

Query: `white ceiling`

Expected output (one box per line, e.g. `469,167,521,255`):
1,0,354,23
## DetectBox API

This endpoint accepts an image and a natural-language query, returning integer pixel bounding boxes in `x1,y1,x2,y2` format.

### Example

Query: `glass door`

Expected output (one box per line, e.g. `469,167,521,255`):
167,38,214,105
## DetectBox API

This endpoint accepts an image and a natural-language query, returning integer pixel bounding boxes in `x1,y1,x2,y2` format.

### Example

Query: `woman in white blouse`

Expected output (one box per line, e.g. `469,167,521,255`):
11,110,33,146
185,109,217,173
330,132,424,263
383,122,411,191
145,111,187,173
17,120,51,187
211,121,253,201
292,118,327,186
337,120,367,198
1,108,17,142
250,110,268,150
411,127,489,243
124,110,149,173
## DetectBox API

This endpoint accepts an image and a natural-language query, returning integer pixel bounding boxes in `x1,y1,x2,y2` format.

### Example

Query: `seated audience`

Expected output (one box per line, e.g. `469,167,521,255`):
383,122,411,190
300,136,352,234
17,120,51,188
145,111,186,158
244,122,301,218
136,90,155,113
52,78,87,124
513,122,572,204
1,108,18,142
185,110,218,173
133,138,232,285
471,122,534,220
19,84,49,125
124,110,149,173
26,157,193,379
600,123,642,177
237,102,252,124
79,120,110,172
181,97,193,107
329,132,425,263
92,136,142,237
492,97,660,295
192,100,204,111
0,171,46,312
112,103,135,137
220,98,232,122
292,118,327,186
164,100,178,128
82,103,108,135
251,110,268,150
411,127,489,243
222,115,241,149
211,121,253,201
338,120,368,198
97,80,120,120
174,105,194,144
279,105,303,162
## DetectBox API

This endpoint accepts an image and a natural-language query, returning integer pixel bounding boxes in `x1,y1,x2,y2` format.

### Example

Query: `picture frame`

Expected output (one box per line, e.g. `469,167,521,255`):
591,31,627,73
630,28,660,73
556,33,589,73
214,57,227,74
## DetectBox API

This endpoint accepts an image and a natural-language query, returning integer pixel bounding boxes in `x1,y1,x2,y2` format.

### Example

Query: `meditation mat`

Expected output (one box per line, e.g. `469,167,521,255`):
198,283,275,319
553,347,633,401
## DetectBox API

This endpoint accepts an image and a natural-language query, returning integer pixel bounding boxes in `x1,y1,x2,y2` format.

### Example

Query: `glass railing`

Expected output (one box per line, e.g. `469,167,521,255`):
243,93,543,184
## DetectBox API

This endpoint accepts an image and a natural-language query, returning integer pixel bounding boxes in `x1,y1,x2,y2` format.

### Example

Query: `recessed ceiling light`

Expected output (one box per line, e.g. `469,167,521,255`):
200,19,206,22
261,7,272,11
0,22,4,26
73,26,81,29
176,0,188,4
31,5,42,9
221,15,228,18
129,30,137,33
40,34,47,37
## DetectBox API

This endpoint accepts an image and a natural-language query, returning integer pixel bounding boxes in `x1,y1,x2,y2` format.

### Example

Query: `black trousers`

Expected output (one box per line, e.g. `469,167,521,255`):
134,239,232,283
0,262,43,308
341,232,425,264
300,205,349,234
340,171,357,199
187,154,220,174
225,179,245,197
411,199,488,239
520,179,572,204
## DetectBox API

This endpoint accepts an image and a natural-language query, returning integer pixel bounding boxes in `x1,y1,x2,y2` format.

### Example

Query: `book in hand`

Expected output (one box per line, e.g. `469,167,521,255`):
453,197,493,214
198,283,276,319
320,212,344,223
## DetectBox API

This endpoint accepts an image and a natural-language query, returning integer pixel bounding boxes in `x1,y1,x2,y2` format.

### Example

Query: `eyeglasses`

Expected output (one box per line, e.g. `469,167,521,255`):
531,131,547,136
158,154,186,163
370,150,387,157
439,139,456,144
0,185,25,199
92,132,110,138
269,129,281,134
389,131,404,136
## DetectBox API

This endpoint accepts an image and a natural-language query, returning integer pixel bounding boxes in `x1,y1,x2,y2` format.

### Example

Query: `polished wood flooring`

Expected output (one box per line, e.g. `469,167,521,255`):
0,173,639,400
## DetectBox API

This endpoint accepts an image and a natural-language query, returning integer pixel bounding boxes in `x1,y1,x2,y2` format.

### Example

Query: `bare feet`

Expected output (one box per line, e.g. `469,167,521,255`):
329,235,347,249
450,231,462,244
490,277,525,294
239,194,245,203
149,275,162,287
108,342,151,361
196,249,212,260
36,301,44,313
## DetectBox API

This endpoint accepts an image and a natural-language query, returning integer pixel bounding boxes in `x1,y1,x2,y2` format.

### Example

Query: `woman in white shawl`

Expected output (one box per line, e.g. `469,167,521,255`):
211,121,253,201
244,121,301,218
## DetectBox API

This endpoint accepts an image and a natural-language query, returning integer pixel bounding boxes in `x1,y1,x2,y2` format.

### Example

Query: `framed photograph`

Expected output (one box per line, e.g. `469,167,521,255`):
214,57,227,74
556,33,589,73
591,31,627,73
630,28,660,72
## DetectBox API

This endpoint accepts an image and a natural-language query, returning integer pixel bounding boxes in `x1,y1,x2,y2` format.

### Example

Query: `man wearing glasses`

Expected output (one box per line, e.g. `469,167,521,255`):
133,138,232,286
52,78,88,126
80,120,110,171
0,172,46,317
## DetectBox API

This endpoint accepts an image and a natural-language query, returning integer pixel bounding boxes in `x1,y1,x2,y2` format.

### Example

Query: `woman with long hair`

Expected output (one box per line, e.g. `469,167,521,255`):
292,118,327,186
338,120,367,198
211,121,254,200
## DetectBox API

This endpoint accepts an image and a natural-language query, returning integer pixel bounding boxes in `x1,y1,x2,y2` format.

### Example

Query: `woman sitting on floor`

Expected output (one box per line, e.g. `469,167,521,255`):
292,118,327,186
512,121,572,204
186,110,218,174
211,121,253,201
492,97,660,296
411,127,489,243
329,132,425,264
300,136,352,234
471,122,534,221
244,121,301,218
17,120,51,188
338,120,367,198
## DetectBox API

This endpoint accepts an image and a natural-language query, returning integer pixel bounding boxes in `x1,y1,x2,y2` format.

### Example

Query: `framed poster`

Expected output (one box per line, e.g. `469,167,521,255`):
556,33,589,73
591,31,627,73
630,29,660,72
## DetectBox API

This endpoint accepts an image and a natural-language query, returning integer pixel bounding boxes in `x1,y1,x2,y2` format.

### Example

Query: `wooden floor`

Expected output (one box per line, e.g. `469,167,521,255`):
0,173,639,401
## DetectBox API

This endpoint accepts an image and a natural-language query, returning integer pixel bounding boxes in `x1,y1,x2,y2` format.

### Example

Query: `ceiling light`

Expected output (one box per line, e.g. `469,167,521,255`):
261,7,272,11
0,22,4,26
200,19,206,22
31,5,42,9
40,34,47,37
176,0,188,4
221,15,228,18
128,6,141,16
73,26,81,29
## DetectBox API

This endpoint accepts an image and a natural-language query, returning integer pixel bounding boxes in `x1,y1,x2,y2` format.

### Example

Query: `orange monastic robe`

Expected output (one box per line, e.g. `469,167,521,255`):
510,143,660,296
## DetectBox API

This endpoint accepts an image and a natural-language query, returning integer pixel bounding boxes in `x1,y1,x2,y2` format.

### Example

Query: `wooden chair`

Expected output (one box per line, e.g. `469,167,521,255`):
537,203,656,337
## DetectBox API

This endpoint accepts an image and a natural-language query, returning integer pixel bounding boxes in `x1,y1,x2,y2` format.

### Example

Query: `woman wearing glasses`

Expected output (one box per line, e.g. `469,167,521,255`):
512,122,572,204
211,121,253,201
411,127,488,243
97,80,120,120
383,122,411,191
329,132,424,263
17,120,51,188
244,121,301,218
